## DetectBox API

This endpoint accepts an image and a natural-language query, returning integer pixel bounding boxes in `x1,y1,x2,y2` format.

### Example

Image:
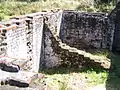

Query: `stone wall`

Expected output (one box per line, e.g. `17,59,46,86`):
0,25,8,56
1,2,120,88
44,10,110,69
6,20,28,60
0,9,117,70
1,8,119,88
0,12,44,72
42,11,63,68
59,11,113,51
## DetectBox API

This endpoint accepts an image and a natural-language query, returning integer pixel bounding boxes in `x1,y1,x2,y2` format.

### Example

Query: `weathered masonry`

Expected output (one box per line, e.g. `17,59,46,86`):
60,11,112,50
0,15,44,72
0,2,120,88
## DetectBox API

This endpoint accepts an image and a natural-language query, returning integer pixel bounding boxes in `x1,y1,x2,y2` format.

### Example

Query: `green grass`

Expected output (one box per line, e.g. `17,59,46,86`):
34,52,120,90
86,70,108,86
34,67,108,90
0,0,115,20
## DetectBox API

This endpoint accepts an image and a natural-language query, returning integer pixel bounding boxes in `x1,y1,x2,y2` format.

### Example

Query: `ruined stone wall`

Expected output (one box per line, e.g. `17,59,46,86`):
0,10,115,70
31,16,44,72
0,13,44,72
44,10,110,69
41,11,63,68
0,10,114,88
6,20,28,60
0,25,8,56
59,11,113,50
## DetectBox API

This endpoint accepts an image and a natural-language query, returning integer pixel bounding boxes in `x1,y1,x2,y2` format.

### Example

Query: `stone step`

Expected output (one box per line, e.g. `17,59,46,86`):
0,62,20,72
0,56,31,71
0,70,44,87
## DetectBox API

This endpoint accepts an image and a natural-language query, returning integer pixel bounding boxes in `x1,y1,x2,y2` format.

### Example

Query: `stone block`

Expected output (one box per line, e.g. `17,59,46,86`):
0,62,20,72
0,70,41,87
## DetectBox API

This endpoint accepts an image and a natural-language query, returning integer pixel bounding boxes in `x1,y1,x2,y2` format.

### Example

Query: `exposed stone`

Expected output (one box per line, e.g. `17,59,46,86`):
59,11,112,50
0,9,115,70
44,10,111,69
0,62,20,72
8,79,29,87
0,70,40,87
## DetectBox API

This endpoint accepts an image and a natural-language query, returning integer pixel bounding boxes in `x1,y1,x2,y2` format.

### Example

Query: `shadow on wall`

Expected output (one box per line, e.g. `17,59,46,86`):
106,53,120,90
41,50,120,90
41,23,108,73
41,8,120,90
106,1,120,89
41,65,106,75
42,24,120,89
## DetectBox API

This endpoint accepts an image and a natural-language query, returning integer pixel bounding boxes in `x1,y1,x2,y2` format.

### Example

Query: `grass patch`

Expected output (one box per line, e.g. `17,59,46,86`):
35,67,108,89
33,52,120,89
36,52,120,89
86,70,108,86
0,0,115,21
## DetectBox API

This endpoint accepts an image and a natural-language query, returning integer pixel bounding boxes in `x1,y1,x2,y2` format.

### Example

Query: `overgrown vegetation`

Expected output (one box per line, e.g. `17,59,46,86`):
0,0,115,20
